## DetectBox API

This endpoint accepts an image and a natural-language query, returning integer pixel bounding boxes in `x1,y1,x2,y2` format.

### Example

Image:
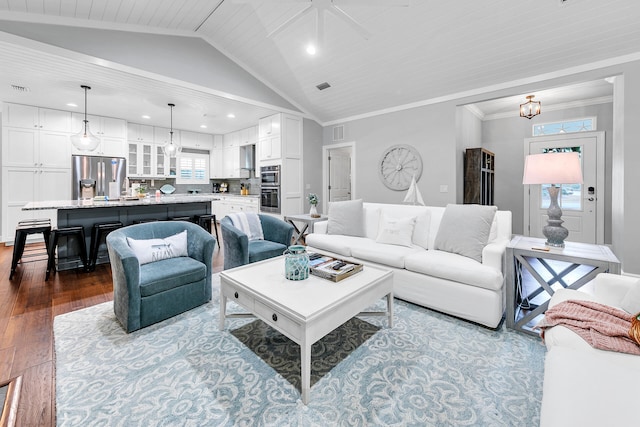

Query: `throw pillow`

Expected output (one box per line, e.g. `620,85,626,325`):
621,278,640,314
327,199,364,237
376,214,416,247
433,204,497,263
126,230,189,265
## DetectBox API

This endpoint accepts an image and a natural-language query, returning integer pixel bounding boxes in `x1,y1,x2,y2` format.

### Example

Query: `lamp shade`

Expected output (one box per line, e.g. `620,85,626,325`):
522,152,583,185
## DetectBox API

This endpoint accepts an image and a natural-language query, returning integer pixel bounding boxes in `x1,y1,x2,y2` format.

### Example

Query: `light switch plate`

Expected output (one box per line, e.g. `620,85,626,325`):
440,185,448,193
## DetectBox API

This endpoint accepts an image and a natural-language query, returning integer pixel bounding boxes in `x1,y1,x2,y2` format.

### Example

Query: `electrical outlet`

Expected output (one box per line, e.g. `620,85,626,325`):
306,184,311,189
440,185,448,193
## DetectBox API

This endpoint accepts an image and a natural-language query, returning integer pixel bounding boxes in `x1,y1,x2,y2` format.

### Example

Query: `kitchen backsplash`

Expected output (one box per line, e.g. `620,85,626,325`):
129,178,260,195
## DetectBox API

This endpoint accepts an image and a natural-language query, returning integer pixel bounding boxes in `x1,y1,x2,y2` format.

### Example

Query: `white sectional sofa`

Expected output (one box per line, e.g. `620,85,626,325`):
539,273,640,427
305,202,512,328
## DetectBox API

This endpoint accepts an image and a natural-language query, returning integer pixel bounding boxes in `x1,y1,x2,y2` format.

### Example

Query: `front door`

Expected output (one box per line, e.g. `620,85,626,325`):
524,132,604,244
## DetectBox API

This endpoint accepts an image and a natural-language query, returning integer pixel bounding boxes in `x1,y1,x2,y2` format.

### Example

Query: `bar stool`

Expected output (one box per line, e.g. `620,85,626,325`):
169,216,193,222
9,219,52,280
88,221,123,271
46,225,88,281
133,219,159,224
194,214,220,248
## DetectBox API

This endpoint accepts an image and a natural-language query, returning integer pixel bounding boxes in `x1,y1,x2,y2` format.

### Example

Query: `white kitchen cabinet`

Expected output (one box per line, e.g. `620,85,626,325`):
3,103,71,132
258,135,281,162
213,195,259,219
182,131,213,150
258,114,281,139
238,126,258,146
155,144,169,177
72,114,126,138
222,144,240,178
2,127,70,169
210,135,224,179
2,167,70,243
127,123,154,142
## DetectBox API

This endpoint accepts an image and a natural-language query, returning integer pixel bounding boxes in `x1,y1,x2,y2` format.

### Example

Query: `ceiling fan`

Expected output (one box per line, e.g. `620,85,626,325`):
234,0,410,45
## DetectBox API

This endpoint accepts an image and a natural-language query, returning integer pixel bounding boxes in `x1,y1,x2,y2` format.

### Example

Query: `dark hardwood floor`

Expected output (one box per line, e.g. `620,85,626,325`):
0,226,225,426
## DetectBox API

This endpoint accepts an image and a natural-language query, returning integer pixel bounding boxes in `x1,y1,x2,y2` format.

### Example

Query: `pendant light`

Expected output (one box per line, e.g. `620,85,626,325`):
70,85,100,151
163,103,181,158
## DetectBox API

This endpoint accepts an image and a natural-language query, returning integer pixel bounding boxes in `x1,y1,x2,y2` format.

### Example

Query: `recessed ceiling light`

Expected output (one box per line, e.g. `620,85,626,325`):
306,44,317,55
66,103,78,107
200,125,207,129
142,115,151,119
227,113,236,119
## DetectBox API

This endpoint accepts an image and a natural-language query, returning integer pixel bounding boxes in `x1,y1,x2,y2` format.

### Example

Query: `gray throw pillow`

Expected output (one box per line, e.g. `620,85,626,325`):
434,204,497,263
327,199,364,237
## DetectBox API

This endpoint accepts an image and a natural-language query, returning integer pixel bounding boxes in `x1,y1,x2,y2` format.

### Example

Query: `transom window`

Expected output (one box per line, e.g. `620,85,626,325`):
533,117,595,136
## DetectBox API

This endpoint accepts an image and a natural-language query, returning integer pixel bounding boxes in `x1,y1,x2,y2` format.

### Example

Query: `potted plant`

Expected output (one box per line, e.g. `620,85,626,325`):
308,193,320,217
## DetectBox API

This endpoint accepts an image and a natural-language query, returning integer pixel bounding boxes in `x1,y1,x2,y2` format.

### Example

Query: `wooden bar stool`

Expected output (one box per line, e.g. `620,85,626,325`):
46,225,88,280
9,219,52,280
194,214,220,248
88,221,123,271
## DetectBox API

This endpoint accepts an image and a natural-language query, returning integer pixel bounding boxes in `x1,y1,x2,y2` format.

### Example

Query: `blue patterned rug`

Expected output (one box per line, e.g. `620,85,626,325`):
54,275,545,426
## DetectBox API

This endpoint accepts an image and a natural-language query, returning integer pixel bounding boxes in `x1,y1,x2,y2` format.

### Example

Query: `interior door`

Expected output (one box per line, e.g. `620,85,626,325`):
328,147,352,202
525,132,604,244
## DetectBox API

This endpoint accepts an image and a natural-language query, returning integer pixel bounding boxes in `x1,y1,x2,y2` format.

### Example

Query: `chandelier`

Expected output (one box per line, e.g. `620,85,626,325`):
520,95,541,120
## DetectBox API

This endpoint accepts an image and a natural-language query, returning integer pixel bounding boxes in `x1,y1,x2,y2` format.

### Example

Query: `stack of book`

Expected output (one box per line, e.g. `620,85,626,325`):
308,253,363,282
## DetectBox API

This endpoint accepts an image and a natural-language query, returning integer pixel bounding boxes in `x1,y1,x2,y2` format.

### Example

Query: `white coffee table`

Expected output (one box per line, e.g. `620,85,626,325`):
219,256,394,404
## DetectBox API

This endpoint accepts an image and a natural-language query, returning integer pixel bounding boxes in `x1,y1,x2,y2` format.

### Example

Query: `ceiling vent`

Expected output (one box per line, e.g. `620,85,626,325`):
333,125,344,141
11,84,30,93
316,82,331,91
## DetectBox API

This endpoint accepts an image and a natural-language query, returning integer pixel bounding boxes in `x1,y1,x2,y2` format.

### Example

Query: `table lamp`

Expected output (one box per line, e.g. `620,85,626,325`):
522,152,583,248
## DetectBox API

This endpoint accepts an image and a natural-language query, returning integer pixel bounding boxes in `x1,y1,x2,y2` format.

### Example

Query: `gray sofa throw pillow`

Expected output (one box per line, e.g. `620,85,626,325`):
434,204,497,263
327,199,365,237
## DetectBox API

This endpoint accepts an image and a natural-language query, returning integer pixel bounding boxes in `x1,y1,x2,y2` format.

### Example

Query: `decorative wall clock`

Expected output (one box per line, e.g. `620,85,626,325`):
378,144,423,191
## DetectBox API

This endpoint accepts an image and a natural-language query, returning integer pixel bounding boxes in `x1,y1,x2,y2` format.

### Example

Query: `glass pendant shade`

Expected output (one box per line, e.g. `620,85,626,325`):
71,85,100,152
71,120,100,151
163,103,181,158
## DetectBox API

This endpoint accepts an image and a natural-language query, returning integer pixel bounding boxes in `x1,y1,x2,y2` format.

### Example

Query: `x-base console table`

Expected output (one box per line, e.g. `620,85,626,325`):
506,235,620,336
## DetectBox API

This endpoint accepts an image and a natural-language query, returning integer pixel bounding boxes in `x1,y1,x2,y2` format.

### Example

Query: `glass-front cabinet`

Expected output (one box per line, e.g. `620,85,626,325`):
128,143,138,176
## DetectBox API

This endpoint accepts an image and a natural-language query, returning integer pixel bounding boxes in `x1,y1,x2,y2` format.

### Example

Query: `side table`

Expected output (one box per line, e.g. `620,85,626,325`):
284,214,327,245
506,235,620,336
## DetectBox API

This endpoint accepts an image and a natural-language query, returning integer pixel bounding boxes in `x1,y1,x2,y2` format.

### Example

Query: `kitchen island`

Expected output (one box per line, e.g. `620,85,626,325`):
23,194,219,270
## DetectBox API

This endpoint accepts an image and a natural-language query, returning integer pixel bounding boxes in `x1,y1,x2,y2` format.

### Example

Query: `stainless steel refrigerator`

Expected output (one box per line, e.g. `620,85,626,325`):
72,155,127,200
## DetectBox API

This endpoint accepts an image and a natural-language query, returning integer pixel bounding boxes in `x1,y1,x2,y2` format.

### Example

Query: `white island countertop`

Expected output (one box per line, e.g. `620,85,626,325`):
22,194,221,211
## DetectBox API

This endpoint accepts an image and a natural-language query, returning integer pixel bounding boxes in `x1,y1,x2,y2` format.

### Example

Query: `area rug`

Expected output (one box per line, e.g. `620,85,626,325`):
54,275,545,426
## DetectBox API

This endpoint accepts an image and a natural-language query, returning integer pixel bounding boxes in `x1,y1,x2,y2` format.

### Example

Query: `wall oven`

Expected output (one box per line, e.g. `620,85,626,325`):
260,186,280,214
260,165,280,187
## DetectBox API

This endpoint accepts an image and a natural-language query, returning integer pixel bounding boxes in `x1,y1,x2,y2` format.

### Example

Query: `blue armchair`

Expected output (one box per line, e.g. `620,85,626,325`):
106,221,216,333
221,214,293,270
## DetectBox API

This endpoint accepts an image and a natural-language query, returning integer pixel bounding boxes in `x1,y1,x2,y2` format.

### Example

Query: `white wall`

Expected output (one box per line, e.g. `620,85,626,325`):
322,104,458,206
455,107,483,203
481,102,613,240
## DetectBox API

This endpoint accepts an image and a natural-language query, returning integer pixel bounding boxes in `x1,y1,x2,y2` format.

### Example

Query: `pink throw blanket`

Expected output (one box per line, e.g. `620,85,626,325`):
536,299,640,356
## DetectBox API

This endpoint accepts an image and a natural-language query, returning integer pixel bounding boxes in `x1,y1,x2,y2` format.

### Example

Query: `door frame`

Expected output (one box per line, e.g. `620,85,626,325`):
523,131,605,244
322,141,356,213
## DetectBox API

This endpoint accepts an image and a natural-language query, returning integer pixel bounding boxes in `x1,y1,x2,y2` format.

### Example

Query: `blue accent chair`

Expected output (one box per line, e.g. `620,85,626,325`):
221,214,294,270
106,221,216,333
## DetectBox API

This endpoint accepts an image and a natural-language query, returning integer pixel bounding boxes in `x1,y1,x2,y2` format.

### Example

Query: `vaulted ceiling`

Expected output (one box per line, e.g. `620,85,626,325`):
0,0,639,130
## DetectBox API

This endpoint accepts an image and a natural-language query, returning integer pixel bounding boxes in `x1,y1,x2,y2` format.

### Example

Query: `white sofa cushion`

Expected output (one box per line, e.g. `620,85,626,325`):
304,233,363,258
375,213,416,247
350,239,423,269
404,250,503,291
327,199,364,237
433,204,497,262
